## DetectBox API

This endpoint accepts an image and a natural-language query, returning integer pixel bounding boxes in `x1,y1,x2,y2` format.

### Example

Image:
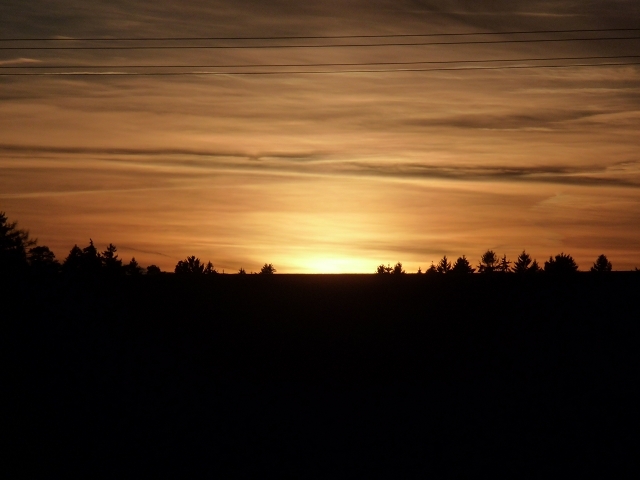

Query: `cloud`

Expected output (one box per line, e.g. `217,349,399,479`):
2,142,638,190
403,109,604,130
118,245,173,258
3,0,637,40
0,58,41,66
341,162,640,188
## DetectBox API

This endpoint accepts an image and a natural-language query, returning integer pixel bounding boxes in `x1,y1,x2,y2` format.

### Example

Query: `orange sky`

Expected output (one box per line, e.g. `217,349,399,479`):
1,1,639,272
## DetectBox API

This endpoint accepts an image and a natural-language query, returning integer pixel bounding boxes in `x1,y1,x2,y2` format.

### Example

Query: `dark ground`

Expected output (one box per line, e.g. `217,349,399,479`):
4,273,640,477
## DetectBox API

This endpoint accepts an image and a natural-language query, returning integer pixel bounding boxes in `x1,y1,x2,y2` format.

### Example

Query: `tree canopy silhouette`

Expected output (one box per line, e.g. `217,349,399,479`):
28,246,60,274
478,250,499,273
82,240,102,274
101,243,123,274
62,245,83,274
260,263,276,275
146,264,162,275
591,254,612,273
0,211,35,272
512,250,540,273
544,253,579,274
451,256,475,274
436,256,452,274
425,262,438,275
175,256,217,275
62,240,102,275
376,264,392,274
498,254,511,273
392,262,405,275
126,257,144,275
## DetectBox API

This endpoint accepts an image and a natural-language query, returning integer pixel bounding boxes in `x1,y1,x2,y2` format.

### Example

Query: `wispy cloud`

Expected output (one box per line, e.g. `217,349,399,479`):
0,58,42,66
118,245,173,258
2,143,638,191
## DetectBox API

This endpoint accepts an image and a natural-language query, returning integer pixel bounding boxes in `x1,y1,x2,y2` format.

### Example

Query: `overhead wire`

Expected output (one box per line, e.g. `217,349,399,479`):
0,27,638,41
2,62,639,76
1,36,639,50
2,28,638,76
1,55,639,69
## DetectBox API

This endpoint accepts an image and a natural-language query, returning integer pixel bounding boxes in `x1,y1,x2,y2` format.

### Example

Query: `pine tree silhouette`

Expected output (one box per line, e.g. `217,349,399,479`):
0,212,35,272
126,257,143,275
478,250,499,273
498,254,511,273
102,243,123,274
512,251,538,273
436,256,452,274
590,254,612,273
451,256,475,274
425,262,438,275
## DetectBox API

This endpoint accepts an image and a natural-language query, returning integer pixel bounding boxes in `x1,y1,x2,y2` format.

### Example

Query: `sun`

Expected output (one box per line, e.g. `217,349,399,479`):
292,255,374,274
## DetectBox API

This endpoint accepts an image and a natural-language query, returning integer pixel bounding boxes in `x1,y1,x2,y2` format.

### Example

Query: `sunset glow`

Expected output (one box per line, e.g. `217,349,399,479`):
2,1,639,272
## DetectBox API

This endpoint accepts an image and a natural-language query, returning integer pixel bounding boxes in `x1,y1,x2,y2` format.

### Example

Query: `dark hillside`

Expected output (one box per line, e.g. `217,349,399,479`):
4,273,640,476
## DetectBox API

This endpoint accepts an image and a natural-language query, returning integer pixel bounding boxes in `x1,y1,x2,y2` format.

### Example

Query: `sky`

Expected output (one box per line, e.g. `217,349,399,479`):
1,0,639,272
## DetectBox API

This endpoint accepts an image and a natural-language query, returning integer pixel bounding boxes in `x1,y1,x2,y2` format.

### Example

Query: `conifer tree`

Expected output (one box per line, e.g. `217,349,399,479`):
512,251,541,273
478,250,499,273
425,262,438,275
62,245,83,274
498,254,511,273
451,255,475,274
82,239,102,274
102,243,123,273
591,254,612,273
125,257,143,275
436,255,452,274
512,251,532,273
62,240,102,275
0,212,35,272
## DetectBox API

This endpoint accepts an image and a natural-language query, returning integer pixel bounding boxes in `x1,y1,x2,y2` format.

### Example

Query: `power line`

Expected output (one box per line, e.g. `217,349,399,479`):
1,36,639,50
2,55,639,69
1,62,638,76
0,27,638,42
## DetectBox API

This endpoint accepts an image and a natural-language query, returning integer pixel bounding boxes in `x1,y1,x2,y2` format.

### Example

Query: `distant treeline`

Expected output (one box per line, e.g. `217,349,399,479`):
378,249,618,275
1,211,636,276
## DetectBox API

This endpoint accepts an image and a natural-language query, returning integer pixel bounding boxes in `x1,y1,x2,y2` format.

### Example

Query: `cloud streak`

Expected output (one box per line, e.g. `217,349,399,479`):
2,143,638,192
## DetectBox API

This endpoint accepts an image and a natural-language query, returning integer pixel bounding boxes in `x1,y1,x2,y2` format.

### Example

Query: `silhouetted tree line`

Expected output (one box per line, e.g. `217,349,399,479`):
378,249,624,275
0,212,161,276
0,212,280,277
0,212,635,278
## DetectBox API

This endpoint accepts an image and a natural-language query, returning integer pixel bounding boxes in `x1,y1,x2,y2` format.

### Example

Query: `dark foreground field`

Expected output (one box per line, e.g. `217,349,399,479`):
4,273,640,476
